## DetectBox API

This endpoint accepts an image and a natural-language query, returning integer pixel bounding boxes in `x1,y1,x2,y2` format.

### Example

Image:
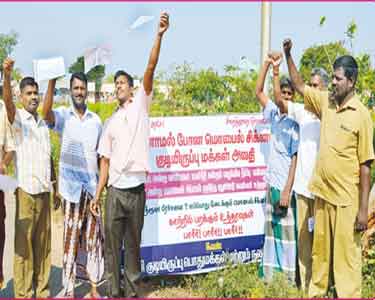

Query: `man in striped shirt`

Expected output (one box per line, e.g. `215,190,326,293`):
2,58,58,298
42,72,104,297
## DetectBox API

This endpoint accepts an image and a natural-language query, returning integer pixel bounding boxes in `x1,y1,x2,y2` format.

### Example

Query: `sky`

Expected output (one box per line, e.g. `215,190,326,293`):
0,2,374,79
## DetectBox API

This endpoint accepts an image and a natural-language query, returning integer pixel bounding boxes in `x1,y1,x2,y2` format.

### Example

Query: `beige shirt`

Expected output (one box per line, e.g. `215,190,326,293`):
12,108,51,194
304,86,374,206
98,85,152,187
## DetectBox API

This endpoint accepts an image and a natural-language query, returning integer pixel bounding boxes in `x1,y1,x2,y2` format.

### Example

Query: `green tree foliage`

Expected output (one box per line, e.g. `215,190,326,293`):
150,62,259,117
299,41,349,82
0,31,18,78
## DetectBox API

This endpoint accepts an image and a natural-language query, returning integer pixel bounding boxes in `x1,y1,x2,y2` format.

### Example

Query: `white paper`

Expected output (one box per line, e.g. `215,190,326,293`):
0,174,18,192
129,15,155,30
308,217,315,232
33,56,65,82
84,45,111,73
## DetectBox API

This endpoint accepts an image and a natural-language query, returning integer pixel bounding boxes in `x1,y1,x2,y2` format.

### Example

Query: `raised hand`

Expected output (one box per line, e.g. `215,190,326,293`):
158,12,169,36
283,39,293,56
268,51,283,68
2,57,14,77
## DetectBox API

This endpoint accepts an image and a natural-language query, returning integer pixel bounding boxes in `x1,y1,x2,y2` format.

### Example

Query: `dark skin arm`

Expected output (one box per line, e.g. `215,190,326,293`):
42,79,57,126
283,39,306,96
356,160,372,231
90,157,109,217
2,58,16,124
280,154,297,207
143,12,169,96
50,156,61,210
269,51,288,113
0,151,14,174
255,60,272,109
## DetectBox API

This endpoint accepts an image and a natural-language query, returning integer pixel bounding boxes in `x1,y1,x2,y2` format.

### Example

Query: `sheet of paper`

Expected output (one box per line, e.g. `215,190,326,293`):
0,174,18,192
84,45,111,73
129,15,155,30
33,56,65,82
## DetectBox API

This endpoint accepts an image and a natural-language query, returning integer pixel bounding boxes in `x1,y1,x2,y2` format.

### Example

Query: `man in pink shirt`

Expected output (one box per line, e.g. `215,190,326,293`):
90,12,169,297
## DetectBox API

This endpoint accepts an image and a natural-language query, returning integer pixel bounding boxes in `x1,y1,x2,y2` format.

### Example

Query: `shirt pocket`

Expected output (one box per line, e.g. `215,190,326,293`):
328,124,357,154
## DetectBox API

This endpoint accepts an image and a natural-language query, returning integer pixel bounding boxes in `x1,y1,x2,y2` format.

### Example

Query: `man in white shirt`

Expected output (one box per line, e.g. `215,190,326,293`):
269,52,328,294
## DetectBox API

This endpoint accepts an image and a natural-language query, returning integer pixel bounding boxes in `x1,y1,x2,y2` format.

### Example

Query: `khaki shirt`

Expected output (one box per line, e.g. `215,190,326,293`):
304,86,374,206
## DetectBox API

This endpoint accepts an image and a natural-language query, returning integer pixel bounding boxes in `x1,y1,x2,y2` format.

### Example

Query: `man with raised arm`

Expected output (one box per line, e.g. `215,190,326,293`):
42,72,104,297
90,12,169,297
255,53,299,283
271,52,328,294
283,38,374,298
3,58,58,298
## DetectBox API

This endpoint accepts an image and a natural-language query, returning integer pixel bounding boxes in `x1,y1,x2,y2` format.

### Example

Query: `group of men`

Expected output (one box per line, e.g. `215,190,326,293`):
0,13,373,299
257,39,373,298
0,11,169,298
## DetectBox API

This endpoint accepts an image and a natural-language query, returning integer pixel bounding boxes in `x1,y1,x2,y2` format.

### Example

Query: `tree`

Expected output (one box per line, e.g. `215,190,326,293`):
0,31,18,79
150,62,259,117
69,56,105,103
299,41,349,82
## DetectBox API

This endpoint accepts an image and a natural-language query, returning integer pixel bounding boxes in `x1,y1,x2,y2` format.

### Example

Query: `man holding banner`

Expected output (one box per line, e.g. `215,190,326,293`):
90,12,169,297
42,72,104,297
2,58,57,298
255,54,299,283
284,38,374,298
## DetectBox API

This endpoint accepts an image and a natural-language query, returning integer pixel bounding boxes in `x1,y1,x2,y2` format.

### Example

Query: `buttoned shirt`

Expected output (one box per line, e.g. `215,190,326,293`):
98,85,152,188
52,106,102,203
12,108,51,194
304,86,374,206
263,100,300,191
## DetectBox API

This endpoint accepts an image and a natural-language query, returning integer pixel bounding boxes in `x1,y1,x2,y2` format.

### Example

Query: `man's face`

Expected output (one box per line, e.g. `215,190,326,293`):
310,75,325,90
330,67,353,103
21,85,39,114
115,75,133,104
70,78,87,109
281,86,294,102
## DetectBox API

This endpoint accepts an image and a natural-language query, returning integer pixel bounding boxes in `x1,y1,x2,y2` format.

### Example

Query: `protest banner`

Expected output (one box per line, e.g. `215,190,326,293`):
141,114,270,275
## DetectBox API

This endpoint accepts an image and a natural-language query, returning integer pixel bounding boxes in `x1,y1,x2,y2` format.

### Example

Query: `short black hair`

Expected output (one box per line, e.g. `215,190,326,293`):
333,55,358,84
114,70,134,87
280,77,294,92
70,72,88,88
20,77,38,92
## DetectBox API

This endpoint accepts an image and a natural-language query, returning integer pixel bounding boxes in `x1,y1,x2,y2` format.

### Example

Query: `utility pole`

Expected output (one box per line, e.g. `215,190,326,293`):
260,2,272,95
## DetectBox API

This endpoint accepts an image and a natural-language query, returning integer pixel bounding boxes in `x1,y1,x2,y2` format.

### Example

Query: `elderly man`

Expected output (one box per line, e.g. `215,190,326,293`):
270,51,328,294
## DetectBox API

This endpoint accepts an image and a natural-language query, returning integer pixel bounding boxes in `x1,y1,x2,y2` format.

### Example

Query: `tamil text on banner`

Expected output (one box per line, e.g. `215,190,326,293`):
141,114,270,275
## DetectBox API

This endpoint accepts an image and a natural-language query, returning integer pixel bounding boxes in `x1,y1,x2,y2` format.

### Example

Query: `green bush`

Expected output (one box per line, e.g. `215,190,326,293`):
192,262,302,298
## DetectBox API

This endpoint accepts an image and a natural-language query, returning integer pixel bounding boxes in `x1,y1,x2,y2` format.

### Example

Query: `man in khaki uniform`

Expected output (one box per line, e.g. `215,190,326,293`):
283,39,374,298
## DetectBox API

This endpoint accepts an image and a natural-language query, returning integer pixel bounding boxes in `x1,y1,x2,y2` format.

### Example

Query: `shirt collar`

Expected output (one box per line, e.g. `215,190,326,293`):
20,108,42,124
334,94,360,112
68,106,93,120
